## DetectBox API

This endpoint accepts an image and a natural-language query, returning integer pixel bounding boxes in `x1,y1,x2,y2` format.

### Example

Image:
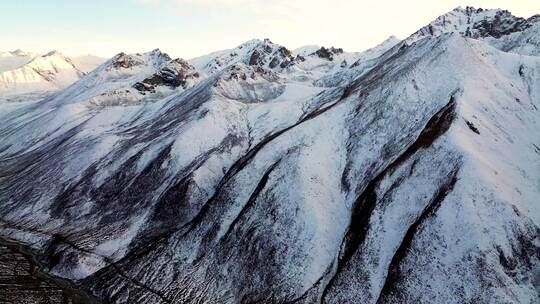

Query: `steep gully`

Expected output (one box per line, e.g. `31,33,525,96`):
314,95,459,303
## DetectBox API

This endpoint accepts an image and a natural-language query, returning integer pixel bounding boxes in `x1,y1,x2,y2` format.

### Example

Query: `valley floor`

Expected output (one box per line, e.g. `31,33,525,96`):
0,237,99,304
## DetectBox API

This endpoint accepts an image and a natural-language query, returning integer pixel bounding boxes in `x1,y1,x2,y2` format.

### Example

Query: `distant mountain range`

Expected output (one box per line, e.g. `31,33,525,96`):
0,6,539,304
0,50,105,102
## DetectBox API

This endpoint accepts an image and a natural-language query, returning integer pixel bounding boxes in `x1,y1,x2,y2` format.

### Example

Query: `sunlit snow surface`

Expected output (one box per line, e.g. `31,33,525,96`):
0,50,105,103
0,6,539,304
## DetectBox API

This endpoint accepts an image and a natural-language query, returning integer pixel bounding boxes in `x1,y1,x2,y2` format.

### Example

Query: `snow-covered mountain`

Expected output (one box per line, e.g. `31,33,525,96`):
0,49,40,72
0,6,539,304
45,49,200,107
189,37,400,86
0,50,105,102
190,38,298,75
407,6,540,55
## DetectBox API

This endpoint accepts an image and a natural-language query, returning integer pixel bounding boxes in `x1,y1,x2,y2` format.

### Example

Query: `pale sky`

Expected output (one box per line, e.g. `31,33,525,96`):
1,0,538,59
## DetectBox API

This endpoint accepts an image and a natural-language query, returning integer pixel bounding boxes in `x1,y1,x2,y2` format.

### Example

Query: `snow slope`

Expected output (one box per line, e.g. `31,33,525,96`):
0,6,538,304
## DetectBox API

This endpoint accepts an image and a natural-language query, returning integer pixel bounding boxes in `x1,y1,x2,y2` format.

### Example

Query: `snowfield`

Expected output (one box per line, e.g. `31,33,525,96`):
0,6,539,304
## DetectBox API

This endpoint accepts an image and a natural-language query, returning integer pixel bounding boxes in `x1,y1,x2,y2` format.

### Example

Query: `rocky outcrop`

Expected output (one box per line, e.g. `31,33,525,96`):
314,46,344,61
110,52,144,70
133,58,199,94
212,63,284,102
471,9,536,38
247,39,295,69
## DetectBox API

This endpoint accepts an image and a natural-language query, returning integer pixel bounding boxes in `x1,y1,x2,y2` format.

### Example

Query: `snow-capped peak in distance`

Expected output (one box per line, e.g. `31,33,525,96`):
406,6,540,56
189,36,401,91
0,49,106,102
0,50,40,72
0,49,38,58
25,50,81,81
408,6,532,41
48,48,200,107
189,38,297,75
10,49,29,56
0,50,83,99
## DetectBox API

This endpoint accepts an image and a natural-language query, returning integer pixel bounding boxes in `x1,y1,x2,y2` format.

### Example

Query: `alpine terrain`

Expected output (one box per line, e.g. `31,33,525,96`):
0,6,539,304
0,50,104,103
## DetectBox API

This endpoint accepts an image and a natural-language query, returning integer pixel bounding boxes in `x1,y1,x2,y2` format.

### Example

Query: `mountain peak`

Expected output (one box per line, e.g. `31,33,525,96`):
237,38,266,50
406,7,537,44
247,40,294,68
527,14,540,23
106,49,173,71
189,38,296,75
10,49,29,56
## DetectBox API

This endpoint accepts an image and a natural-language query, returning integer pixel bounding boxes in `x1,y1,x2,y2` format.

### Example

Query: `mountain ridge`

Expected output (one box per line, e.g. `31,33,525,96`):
0,6,538,304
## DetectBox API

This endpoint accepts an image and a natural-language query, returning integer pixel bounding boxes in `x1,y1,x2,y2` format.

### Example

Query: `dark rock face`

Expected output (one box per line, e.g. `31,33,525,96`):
268,56,280,69
133,58,199,93
249,49,263,66
472,10,534,39
111,52,142,69
132,81,154,93
276,46,292,59
466,120,480,134
313,47,344,61
315,47,334,61
248,41,295,69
